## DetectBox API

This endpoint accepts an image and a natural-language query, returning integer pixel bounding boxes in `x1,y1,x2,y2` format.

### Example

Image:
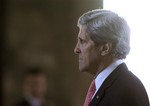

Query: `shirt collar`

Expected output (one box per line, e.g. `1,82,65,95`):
95,59,124,92
25,94,41,106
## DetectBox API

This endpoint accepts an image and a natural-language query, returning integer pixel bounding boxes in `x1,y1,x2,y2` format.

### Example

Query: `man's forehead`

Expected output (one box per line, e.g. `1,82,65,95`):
78,25,89,39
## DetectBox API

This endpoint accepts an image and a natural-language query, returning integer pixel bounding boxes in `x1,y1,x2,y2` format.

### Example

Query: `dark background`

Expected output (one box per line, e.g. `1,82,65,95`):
1,0,103,106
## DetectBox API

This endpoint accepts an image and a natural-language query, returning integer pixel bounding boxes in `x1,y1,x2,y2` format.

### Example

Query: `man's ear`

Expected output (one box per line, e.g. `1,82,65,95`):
99,42,112,56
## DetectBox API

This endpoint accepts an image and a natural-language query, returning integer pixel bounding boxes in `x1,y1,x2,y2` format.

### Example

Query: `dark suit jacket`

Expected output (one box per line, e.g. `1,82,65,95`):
14,99,31,106
90,63,149,106
14,98,47,106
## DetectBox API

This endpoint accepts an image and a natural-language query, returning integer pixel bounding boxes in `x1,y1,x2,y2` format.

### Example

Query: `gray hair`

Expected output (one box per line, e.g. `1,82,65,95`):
77,9,130,59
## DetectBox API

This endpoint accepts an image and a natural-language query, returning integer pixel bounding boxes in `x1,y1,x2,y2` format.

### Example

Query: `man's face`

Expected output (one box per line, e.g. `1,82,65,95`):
74,25,102,74
23,74,47,98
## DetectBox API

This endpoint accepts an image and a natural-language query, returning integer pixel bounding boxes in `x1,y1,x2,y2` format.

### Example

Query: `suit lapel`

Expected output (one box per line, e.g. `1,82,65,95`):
89,63,128,106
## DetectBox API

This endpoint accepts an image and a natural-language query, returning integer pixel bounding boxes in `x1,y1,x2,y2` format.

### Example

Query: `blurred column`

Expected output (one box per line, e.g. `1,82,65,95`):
0,0,6,106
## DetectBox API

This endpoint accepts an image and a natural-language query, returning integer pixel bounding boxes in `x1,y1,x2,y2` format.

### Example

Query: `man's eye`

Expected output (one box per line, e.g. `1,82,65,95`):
80,39,84,43
78,37,86,44
80,39,85,43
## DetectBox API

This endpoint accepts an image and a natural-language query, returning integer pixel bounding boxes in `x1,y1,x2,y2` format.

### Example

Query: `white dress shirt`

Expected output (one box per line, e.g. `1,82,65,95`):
25,94,42,106
92,59,124,99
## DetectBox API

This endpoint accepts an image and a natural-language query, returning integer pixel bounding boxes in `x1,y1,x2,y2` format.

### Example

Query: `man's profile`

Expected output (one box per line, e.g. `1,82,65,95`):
74,9,150,106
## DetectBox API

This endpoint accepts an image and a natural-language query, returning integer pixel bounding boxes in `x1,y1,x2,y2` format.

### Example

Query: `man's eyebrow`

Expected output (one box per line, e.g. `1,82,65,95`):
78,37,83,41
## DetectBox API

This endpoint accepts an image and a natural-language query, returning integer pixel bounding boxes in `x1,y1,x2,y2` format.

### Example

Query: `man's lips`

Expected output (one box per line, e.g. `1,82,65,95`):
79,58,83,60
79,58,83,63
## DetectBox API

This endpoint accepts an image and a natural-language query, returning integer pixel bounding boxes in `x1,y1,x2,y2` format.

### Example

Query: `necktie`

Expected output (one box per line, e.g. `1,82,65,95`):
84,80,96,106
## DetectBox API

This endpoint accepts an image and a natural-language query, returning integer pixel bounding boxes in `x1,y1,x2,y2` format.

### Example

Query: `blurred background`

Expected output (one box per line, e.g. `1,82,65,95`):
1,0,103,106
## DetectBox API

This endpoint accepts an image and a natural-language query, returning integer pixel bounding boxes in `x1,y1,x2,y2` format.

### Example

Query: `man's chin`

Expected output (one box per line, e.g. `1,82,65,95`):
79,67,88,72
79,67,94,76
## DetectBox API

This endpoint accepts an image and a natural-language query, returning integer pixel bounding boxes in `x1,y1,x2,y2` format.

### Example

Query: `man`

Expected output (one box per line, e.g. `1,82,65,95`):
14,68,48,106
74,9,149,106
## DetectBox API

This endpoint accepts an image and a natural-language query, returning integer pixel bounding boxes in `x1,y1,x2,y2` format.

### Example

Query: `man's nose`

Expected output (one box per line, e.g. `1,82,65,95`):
74,43,81,54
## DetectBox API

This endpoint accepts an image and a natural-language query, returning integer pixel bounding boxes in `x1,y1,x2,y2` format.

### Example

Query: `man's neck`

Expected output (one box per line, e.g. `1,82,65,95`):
94,58,119,78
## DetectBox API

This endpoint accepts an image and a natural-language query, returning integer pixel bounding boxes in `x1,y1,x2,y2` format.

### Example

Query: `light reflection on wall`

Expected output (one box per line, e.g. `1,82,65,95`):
104,0,150,99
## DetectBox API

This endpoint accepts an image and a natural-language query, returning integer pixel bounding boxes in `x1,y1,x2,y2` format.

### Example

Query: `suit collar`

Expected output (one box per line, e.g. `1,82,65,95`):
89,63,129,106
94,59,123,93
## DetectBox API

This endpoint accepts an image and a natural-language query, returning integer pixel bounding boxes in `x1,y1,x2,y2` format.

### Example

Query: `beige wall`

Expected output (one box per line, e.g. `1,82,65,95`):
3,0,103,106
